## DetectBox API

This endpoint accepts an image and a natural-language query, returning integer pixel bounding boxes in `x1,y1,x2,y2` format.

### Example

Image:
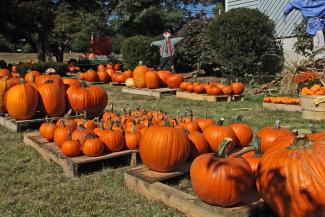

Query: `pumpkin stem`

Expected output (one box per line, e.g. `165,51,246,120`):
110,103,114,112
217,138,233,158
309,124,318,134
236,115,243,123
252,137,262,157
109,120,114,131
131,119,137,134
217,118,225,126
83,110,87,119
148,116,152,128
274,120,281,129
60,119,65,128
173,118,179,126
64,109,72,120
127,108,131,116
163,116,171,127
100,119,104,129
45,115,48,123
32,75,36,83
123,108,126,116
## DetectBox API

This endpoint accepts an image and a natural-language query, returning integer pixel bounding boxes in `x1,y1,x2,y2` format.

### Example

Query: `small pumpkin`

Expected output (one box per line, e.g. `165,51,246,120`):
82,134,104,157
39,118,57,141
229,115,253,147
61,133,82,157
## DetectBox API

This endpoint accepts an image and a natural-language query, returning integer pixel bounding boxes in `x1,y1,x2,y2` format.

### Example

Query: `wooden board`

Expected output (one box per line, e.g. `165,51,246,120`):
122,87,177,99
0,114,84,132
176,91,244,103
262,103,301,112
300,95,325,120
24,132,138,177
124,172,264,217
84,81,106,86
126,162,191,184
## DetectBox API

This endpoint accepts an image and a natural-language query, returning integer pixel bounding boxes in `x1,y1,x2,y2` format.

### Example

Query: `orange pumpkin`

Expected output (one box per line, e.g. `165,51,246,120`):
145,70,160,89
133,65,149,88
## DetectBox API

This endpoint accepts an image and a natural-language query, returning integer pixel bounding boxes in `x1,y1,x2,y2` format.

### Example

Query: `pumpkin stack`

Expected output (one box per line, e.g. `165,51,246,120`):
263,96,300,105
180,80,245,96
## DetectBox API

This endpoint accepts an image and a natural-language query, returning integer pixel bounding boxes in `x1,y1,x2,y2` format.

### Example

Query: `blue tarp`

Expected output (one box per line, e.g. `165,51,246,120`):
284,0,325,35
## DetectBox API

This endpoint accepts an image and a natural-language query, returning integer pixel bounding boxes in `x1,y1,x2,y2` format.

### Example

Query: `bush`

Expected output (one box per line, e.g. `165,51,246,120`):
70,38,90,53
209,8,284,82
176,19,220,74
121,36,160,69
293,19,314,57
16,62,68,76
111,34,125,54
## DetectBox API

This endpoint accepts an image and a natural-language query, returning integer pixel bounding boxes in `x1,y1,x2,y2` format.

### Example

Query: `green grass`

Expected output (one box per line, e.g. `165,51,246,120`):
1,85,325,217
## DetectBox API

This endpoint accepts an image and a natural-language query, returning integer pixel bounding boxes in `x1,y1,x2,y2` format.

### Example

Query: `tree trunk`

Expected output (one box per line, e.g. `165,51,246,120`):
55,45,64,62
37,38,46,62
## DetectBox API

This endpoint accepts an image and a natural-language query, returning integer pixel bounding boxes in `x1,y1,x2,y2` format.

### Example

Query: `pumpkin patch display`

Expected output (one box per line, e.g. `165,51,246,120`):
191,138,254,207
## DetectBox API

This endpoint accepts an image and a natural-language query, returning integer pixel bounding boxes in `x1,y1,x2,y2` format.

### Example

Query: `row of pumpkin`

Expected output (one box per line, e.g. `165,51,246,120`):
179,81,245,95
38,108,325,216
79,64,184,89
301,84,325,96
0,71,107,120
263,96,300,105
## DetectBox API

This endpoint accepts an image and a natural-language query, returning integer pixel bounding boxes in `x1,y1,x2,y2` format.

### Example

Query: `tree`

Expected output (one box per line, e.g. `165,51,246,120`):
293,19,314,57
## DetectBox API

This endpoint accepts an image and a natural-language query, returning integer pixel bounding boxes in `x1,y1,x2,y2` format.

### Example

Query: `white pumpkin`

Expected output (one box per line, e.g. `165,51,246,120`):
125,78,134,87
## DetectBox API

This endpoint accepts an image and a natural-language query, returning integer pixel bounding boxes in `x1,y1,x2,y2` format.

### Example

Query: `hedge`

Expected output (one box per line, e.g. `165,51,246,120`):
16,62,68,76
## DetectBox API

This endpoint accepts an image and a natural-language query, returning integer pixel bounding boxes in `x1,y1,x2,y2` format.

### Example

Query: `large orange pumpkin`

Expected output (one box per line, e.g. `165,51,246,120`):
63,78,81,90
37,80,66,117
67,85,108,115
187,130,208,160
25,71,41,83
4,83,38,120
191,138,254,207
133,65,149,88
0,77,21,113
145,70,160,89
167,74,183,89
256,140,325,217
231,81,245,95
139,122,190,172
157,70,172,86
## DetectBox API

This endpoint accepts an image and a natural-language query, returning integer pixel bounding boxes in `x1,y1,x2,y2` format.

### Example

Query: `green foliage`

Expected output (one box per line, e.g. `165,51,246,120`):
176,19,220,73
70,37,90,53
121,36,160,69
209,8,284,82
16,62,68,76
111,34,125,54
293,19,313,57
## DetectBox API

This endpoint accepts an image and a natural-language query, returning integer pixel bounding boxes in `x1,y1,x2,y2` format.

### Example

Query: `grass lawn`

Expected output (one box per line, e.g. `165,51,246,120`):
1,85,324,217
0,52,80,64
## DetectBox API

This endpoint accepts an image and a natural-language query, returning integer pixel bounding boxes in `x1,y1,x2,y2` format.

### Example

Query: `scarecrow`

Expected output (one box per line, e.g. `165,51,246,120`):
151,30,183,72
284,0,325,60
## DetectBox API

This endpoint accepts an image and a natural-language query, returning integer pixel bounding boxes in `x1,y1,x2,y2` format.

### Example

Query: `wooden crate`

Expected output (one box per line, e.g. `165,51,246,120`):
262,103,301,112
24,132,138,177
0,114,84,132
122,87,177,99
300,95,325,121
124,164,264,217
176,91,244,103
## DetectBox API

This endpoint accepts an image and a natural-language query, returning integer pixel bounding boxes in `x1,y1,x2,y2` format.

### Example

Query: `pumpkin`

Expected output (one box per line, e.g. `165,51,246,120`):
63,78,81,90
122,70,133,80
61,135,82,157
0,69,11,78
180,82,190,91
39,118,57,141
125,78,134,87
25,71,41,83
133,65,149,88
187,130,208,160
56,110,77,132
125,120,141,150
97,70,110,83
4,83,38,120
54,121,70,147
186,83,194,92
241,138,262,176
203,118,238,152
114,64,121,71
221,85,232,95
196,112,215,131
256,138,325,217
106,63,114,69
307,125,325,141
82,135,104,157
72,125,94,145
106,68,115,76
145,70,160,89
206,86,222,95
0,77,21,113
229,115,253,147
157,70,172,86
84,69,99,82
99,121,125,152
166,74,183,89
67,85,108,115
257,120,294,153
191,138,254,206
193,84,204,94
230,80,245,95
97,64,105,71
139,120,190,172
37,80,66,117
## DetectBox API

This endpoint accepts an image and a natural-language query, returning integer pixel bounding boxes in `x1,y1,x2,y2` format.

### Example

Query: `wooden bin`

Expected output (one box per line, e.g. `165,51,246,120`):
300,95,325,121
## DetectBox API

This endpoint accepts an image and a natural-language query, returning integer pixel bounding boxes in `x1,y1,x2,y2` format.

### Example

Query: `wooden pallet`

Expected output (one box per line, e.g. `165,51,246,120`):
262,103,301,112
122,87,177,99
176,91,244,103
24,132,138,177
124,164,264,217
0,114,84,132
84,81,106,86
109,82,125,86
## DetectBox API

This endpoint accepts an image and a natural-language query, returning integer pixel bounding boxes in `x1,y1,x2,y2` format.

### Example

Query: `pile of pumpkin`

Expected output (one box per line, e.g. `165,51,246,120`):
0,70,108,120
179,81,245,96
128,65,184,89
0,68,20,78
79,63,126,83
301,84,325,96
263,96,300,105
